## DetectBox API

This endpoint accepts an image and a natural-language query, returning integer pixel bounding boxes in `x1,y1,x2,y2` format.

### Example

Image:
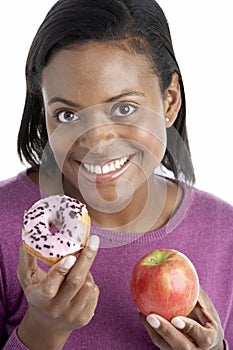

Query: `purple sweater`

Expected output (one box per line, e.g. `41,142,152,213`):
0,172,232,349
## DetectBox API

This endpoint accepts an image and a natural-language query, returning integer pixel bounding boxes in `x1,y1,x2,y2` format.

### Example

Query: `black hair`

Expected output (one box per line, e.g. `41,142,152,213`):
17,0,195,184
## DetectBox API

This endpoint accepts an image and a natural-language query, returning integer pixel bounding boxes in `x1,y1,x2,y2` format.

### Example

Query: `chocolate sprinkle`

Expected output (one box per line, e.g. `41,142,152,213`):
23,194,88,259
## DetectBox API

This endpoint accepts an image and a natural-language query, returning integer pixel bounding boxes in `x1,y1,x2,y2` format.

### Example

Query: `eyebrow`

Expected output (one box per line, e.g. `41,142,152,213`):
105,91,145,103
48,91,145,107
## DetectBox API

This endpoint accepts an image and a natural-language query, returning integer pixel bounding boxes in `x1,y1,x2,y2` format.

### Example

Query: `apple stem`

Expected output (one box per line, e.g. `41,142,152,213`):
151,258,158,265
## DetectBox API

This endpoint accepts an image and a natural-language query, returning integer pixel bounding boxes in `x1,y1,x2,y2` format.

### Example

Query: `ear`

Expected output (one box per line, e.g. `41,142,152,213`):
163,73,181,128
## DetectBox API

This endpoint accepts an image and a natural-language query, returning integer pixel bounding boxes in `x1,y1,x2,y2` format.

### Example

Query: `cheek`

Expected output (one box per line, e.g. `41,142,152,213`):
50,139,71,167
132,124,167,163
146,133,166,160
46,122,74,167
129,109,167,162
141,135,166,176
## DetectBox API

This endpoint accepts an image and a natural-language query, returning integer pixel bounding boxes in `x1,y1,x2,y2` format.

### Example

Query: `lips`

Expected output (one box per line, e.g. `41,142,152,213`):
77,155,135,183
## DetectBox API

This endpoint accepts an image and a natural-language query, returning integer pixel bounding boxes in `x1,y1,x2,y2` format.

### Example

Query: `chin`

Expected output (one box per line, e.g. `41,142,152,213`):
79,182,133,214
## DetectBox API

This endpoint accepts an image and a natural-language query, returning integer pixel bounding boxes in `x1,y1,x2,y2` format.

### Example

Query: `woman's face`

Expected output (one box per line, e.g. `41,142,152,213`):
41,41,168,211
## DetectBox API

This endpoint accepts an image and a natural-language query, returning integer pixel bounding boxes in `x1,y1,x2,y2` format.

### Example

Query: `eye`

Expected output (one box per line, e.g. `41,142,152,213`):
111,103,138,119
56,111,80,123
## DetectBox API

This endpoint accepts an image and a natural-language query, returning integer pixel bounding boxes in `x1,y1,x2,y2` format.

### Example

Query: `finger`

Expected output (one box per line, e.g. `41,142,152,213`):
139,313,172,350
198,288,222,325
188,302,210,325
69,279,100,328
17,244,38,289
171,314,223,349
58,235,100,300
84,271,95,288
71,273,99,309
40,255,77,299
58,271,96,308
146,314,196,350
71,271,98,304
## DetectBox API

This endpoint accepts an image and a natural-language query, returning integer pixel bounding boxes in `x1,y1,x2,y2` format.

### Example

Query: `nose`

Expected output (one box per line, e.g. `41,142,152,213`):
77,123,119,152
71,104,121,153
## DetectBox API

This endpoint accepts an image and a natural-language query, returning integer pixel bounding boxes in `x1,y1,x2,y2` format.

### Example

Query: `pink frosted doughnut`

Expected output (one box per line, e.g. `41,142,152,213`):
22,195,90,265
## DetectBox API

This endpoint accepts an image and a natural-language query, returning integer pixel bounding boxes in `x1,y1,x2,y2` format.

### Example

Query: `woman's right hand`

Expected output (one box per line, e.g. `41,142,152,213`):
17,235,100,350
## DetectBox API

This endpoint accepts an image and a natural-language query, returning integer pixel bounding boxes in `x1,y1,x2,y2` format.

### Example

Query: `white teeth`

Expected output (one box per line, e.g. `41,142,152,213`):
102,164,110,174
84,163,91,172
83,157,129,175
120,158,125,166
114,160,121,169
109,163,116,172
95,165,102,174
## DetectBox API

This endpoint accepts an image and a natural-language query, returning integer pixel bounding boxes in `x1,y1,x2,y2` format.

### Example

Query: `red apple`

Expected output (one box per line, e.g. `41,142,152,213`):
130,249,199,320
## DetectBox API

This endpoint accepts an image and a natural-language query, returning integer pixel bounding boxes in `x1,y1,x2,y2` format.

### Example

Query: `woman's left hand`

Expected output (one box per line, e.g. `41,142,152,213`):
139,288,224,350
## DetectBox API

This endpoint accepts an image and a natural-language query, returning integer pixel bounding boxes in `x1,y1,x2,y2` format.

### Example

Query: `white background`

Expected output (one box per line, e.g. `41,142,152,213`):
0,1,232,204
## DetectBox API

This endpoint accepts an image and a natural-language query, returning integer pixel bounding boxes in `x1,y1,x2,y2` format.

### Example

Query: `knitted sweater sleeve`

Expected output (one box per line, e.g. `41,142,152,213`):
0,229,28,350
1,329,29,350
0,255,28,350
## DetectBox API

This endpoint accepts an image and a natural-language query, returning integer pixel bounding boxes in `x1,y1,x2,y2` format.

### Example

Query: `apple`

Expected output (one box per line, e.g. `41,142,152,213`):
130,249,199,321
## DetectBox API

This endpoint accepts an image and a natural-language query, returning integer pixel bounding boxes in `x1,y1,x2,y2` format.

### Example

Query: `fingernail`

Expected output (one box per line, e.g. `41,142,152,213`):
171,317,186,329
87,235,100,250
146,315,160,329
63,255,76,269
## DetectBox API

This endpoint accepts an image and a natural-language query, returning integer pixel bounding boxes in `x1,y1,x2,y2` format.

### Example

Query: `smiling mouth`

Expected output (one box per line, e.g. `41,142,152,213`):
81,156,130,175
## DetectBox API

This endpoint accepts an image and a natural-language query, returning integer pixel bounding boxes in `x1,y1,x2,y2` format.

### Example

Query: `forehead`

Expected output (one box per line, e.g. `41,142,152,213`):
41,42,161,105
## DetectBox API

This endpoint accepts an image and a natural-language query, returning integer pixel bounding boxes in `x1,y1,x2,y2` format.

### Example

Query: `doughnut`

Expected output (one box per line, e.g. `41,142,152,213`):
22,194,90,265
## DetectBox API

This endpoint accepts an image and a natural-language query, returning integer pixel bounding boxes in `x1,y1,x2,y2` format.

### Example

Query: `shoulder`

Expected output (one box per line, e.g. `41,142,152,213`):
0,172,41,265
0,171,40,224
191,186,232,214
184,185,233,231
0,170,39,198
0,171,27,189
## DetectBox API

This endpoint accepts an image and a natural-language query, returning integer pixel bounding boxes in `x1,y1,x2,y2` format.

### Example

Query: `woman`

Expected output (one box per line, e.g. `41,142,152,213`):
0,0,231,348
